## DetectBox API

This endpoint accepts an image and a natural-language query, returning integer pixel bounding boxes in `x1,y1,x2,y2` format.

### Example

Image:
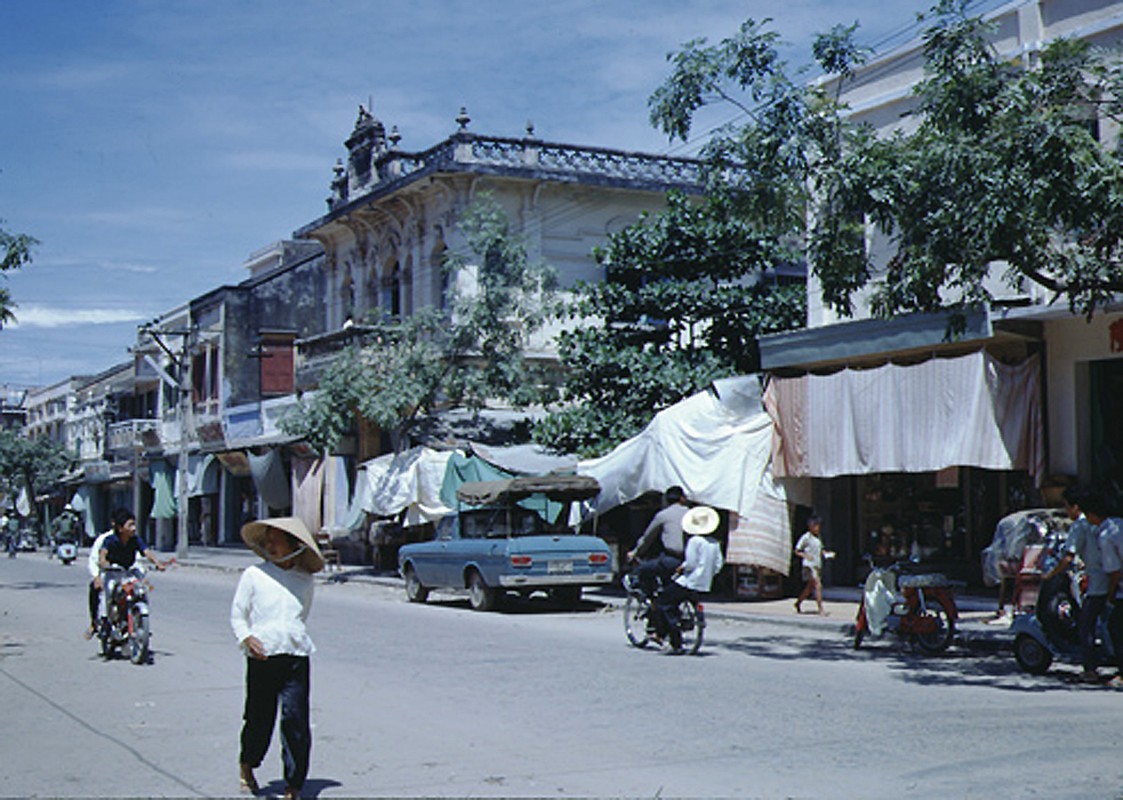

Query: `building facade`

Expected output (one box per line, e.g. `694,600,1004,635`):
761,0,1123,587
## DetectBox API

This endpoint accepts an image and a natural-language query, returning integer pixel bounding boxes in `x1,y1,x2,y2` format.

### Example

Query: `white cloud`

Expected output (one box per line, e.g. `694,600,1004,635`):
9,305,146,329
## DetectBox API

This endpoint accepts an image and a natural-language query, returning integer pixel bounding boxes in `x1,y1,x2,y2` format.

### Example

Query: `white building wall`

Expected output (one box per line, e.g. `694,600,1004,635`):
1042,311,1123,477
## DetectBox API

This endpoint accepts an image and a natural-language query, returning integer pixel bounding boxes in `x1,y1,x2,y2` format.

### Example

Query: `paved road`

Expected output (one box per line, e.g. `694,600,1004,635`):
1,552,1120,799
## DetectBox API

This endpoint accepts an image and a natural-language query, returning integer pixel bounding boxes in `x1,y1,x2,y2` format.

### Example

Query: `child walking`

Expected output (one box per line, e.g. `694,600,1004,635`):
794,515,825,615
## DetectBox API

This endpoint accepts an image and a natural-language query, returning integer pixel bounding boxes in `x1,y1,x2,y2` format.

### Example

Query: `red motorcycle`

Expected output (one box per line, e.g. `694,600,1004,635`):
853,558,959,654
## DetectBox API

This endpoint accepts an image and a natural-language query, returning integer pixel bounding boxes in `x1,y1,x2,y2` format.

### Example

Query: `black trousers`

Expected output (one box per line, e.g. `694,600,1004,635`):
88,580,100,627
1108,601,1123,673
240,655,311,790
1079,594,1108,673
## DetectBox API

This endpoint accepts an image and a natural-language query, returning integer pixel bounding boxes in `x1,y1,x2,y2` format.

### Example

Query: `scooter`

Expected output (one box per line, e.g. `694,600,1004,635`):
55,537,77,565
1011,572,1116,675
853,557,959,654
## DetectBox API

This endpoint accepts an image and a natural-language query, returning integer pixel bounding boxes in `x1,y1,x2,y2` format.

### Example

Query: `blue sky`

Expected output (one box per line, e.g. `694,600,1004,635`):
0,0,978,390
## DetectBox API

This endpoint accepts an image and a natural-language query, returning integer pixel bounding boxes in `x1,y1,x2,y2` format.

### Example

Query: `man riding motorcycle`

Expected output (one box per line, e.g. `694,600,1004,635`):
94,509,169,634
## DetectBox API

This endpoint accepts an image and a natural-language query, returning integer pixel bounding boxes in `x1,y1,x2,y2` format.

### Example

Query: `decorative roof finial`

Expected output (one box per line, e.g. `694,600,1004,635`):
456,106,471,132
525,120,536,138
389,125,401,150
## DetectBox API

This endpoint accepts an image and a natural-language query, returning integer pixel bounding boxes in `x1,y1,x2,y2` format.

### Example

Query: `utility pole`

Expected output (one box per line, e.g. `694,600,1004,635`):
139,323,192,560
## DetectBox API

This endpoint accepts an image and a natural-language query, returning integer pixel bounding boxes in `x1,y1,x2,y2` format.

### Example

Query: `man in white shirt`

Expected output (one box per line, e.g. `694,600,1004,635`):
652,505,724,653
84,526,113,639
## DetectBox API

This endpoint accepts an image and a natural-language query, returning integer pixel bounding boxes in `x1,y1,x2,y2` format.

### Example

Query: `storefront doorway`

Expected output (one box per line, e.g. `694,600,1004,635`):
1090,357,1123,497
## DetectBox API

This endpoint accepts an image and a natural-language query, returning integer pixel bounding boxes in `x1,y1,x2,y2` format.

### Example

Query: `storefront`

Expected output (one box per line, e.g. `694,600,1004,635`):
759,308,1046,588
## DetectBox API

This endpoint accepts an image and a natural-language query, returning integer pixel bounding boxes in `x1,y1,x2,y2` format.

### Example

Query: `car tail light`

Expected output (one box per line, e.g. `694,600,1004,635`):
587,552,609,565
510,554,532,568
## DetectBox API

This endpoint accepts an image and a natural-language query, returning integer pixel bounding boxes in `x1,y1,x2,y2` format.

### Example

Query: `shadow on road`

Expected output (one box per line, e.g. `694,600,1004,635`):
716,631,1106,693
259,776,342,798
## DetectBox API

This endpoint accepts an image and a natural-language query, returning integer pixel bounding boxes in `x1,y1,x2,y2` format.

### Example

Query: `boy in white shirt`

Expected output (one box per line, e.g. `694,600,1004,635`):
795,515,825,615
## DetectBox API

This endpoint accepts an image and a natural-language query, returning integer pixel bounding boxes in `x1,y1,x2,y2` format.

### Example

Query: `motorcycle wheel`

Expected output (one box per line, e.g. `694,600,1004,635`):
623,595,651,648
1013,633,1053,675
853,604,867,650
673,600,703,655
914,595,955,654
98,619,115,659
128,608,150,665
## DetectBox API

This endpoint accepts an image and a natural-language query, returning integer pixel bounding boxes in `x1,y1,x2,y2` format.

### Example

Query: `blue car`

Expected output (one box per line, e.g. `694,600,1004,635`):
398,475,613,611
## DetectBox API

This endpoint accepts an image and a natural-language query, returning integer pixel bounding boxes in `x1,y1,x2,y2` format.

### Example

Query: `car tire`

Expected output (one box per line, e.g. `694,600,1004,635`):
403,565,429,604
467,570,497,612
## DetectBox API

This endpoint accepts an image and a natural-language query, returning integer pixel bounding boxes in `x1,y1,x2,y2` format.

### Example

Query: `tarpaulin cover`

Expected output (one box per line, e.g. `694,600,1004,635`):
187,454,219,497
764,351,1045,484
355,447,454,527
439,451,514,509
579,379,801,570
980,508,1070,587
579,382,775,517
148,459,177,519
468,443,578,476
455,475,600,505
248,449,292,511
292,456,325,535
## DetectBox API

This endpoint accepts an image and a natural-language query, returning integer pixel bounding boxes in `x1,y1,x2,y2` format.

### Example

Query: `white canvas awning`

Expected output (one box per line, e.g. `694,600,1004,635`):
764,351,1044,484
354,447,454,527
578,378,804,573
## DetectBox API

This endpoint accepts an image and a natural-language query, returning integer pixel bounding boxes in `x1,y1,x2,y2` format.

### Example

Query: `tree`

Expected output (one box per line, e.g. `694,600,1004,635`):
0,429,71,513
282,194,558,454
534,191,805,457
0,218,38,328
646,2,1123,323
828,1,1123,321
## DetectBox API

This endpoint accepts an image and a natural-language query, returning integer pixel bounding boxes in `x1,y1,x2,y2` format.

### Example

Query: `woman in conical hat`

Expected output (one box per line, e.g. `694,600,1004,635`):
230,517,322,799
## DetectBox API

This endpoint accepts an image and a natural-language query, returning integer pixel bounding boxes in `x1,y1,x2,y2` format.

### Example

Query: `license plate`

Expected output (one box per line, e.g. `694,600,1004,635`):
547,560,574,574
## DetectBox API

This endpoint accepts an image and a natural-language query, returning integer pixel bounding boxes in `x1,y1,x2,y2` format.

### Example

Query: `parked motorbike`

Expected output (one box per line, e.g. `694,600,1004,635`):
622,569,705,655
97,564,162,664
1011,571,1116,674
853,557,959,654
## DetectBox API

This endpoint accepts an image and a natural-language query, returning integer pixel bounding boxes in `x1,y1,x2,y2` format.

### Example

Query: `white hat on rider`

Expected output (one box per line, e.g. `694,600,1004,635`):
682,506,720,536
241,517,325,573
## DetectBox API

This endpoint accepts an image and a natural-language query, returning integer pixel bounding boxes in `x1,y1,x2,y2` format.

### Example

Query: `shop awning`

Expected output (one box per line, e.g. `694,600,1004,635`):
759,308,995,371
764,351,1044,485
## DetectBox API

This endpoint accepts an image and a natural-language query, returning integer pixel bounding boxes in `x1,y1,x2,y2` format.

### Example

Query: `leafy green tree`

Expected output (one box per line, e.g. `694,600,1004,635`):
282,194,557,454
831,1,1123,320
0,218,38,328
648,2,1123,322
534,191,805,457
0,429,71,510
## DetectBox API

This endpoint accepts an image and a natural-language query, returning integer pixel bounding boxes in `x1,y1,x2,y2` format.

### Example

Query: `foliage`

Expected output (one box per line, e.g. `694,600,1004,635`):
837,0,1123,320
282,195,557,453
0,218,38,328
534,191,805,457
648,2,1123,322
0,429,71,507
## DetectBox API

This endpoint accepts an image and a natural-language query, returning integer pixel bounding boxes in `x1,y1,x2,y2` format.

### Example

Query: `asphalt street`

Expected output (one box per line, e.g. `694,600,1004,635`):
1,550,1120,799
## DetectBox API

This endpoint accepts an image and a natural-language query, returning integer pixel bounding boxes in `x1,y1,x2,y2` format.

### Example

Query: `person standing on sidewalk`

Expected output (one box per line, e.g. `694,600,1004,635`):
794,515,825,615
1042,485,1108,683
231,517,324,800
1092,494,1123,688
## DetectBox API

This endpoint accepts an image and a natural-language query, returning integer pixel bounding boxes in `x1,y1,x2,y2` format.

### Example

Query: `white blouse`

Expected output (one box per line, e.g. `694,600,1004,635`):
230,561,316,657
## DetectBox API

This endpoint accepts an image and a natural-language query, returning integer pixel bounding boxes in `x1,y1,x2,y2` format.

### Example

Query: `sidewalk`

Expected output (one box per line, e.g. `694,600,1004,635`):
173,546,1013,652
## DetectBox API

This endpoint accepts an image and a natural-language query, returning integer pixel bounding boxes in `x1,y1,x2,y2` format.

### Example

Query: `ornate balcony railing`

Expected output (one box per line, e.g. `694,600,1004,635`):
325,133,705,213
107,418,159,453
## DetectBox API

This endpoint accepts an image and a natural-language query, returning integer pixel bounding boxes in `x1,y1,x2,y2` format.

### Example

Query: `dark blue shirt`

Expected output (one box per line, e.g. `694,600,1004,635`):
100,533,149,569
